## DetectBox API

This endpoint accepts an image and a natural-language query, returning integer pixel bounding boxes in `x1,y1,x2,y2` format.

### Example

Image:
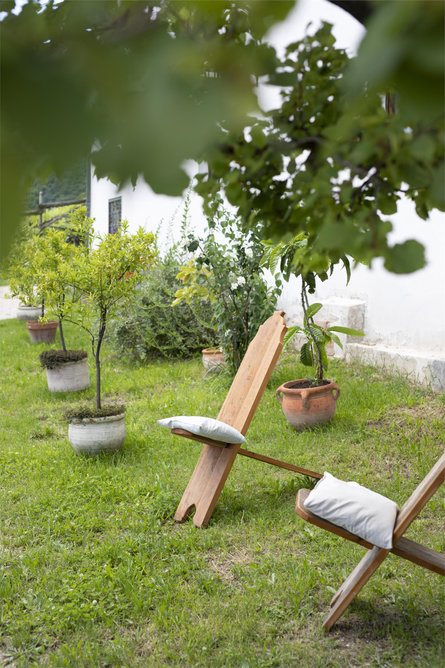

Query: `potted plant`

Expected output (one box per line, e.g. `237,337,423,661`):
262,236,364,430
7,230,58,342
35,209,92,392
61,221,158,454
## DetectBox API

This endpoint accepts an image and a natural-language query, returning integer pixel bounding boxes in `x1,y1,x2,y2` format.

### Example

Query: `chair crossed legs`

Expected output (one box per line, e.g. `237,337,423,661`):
295,452,445,630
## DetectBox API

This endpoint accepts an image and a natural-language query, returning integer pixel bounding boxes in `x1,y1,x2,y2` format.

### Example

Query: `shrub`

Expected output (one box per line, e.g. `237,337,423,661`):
110,249,215,362
174,202,282,372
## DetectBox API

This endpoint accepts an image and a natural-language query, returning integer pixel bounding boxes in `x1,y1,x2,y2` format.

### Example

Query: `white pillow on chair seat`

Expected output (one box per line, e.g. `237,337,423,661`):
303,472,399,549
158,416,246,444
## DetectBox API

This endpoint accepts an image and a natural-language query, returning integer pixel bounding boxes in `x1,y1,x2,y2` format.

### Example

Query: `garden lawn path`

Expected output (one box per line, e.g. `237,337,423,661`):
0,286,20,319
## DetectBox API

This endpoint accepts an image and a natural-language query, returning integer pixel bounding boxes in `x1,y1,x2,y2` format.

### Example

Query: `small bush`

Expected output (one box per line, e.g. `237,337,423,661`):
39,349,87,369
110,250,215,362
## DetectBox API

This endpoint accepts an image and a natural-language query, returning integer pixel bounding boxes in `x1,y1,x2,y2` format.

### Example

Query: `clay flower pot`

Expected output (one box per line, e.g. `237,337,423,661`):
26,320,58,344
202,347,226,371
276,378,340,431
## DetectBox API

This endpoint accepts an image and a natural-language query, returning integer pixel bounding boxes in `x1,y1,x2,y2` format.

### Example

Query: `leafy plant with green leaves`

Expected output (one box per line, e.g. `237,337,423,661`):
174,202,281,372
284,295,364,386
61,222,158,411
196,22,444,276
262,234,363,385
110,246,215,362
1,0,293,260
7,219,43,310
32,208,91,351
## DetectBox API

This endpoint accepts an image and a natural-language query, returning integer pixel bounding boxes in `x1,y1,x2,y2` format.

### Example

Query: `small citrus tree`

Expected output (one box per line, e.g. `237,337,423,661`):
8,222,43,312
63,222,158,411
33,208,91,351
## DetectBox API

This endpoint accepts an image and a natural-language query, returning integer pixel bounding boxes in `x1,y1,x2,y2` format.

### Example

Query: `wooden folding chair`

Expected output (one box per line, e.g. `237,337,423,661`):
172,311,322,528
295,452,445,630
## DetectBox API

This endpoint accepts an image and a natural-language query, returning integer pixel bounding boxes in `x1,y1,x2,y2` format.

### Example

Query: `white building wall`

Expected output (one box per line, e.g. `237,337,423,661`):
89,168,206,252
278,200,445,354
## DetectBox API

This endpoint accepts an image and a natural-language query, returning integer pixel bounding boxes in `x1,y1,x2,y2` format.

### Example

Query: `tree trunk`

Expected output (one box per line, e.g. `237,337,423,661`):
301,277,324,384
95,310,107,410
59,319,67,352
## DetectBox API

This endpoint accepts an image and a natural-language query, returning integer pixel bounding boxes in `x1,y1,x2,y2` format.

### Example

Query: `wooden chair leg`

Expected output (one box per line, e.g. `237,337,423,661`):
174,443,241,528
324,546,390,631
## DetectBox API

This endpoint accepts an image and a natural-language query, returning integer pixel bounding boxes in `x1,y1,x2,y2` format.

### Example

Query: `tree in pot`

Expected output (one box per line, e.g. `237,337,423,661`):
62,221,158,454
7,226,57,342
262,235,364,430
34,209,93,391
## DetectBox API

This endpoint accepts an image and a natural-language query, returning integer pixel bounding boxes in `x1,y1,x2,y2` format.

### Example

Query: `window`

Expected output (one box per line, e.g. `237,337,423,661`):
108,197,122,234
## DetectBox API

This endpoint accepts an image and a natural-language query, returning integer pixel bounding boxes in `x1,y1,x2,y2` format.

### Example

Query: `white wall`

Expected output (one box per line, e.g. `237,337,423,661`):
89,167,206,252
278,200,445,355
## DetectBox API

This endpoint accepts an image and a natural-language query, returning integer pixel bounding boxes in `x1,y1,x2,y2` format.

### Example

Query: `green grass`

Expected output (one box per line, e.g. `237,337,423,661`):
0,318,444,667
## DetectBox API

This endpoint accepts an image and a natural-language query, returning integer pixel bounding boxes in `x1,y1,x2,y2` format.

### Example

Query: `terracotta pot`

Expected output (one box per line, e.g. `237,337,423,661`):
17,305,42,321
68,412,126,455
26,320,58,344
46,358,90,392
276,379,340,431
202,347,226,371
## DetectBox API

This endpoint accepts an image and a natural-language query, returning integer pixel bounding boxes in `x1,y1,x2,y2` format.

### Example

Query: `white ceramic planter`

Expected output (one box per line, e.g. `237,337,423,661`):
46,358,90,392
17,304,42,321
68,413,126,455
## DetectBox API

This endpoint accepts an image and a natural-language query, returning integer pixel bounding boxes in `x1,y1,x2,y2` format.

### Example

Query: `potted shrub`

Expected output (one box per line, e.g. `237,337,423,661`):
62,221,158,454
35,209,92,392
262,236,363,430
7,231,58,342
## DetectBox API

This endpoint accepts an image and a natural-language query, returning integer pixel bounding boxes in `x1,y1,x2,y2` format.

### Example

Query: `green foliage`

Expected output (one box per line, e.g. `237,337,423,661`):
174,202,281,372
0,0,293,259
7,227,42,308
344,1,444,126
261,235,363,384
110,248,215,362
61,221,159,409
24,160,87,210
284,314,364,385
196,22,444,275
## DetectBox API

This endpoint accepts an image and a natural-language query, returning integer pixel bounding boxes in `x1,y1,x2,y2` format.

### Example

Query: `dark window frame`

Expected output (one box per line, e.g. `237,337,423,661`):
108,196,122,234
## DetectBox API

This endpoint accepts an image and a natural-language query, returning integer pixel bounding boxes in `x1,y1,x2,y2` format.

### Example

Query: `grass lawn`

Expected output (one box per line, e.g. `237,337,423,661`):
0,318,444,667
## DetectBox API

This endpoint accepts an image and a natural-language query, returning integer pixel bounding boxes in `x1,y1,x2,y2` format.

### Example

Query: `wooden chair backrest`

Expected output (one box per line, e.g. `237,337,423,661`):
393,451,445,543
217,311,286,435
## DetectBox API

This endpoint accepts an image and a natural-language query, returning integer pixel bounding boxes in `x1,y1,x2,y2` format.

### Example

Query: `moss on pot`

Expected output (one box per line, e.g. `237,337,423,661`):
40,349,87,369
64,404,125,421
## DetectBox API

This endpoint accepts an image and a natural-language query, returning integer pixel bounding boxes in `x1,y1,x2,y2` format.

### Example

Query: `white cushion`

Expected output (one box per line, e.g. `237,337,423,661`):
158,416,246,444
303,472,399,549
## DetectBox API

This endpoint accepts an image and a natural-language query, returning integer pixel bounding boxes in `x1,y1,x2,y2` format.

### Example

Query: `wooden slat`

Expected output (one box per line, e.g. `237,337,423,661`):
174,311,287,527
171,430,322,479
323,547,389,631
237,448,322,479
393,452,445,542
393,536,445,575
